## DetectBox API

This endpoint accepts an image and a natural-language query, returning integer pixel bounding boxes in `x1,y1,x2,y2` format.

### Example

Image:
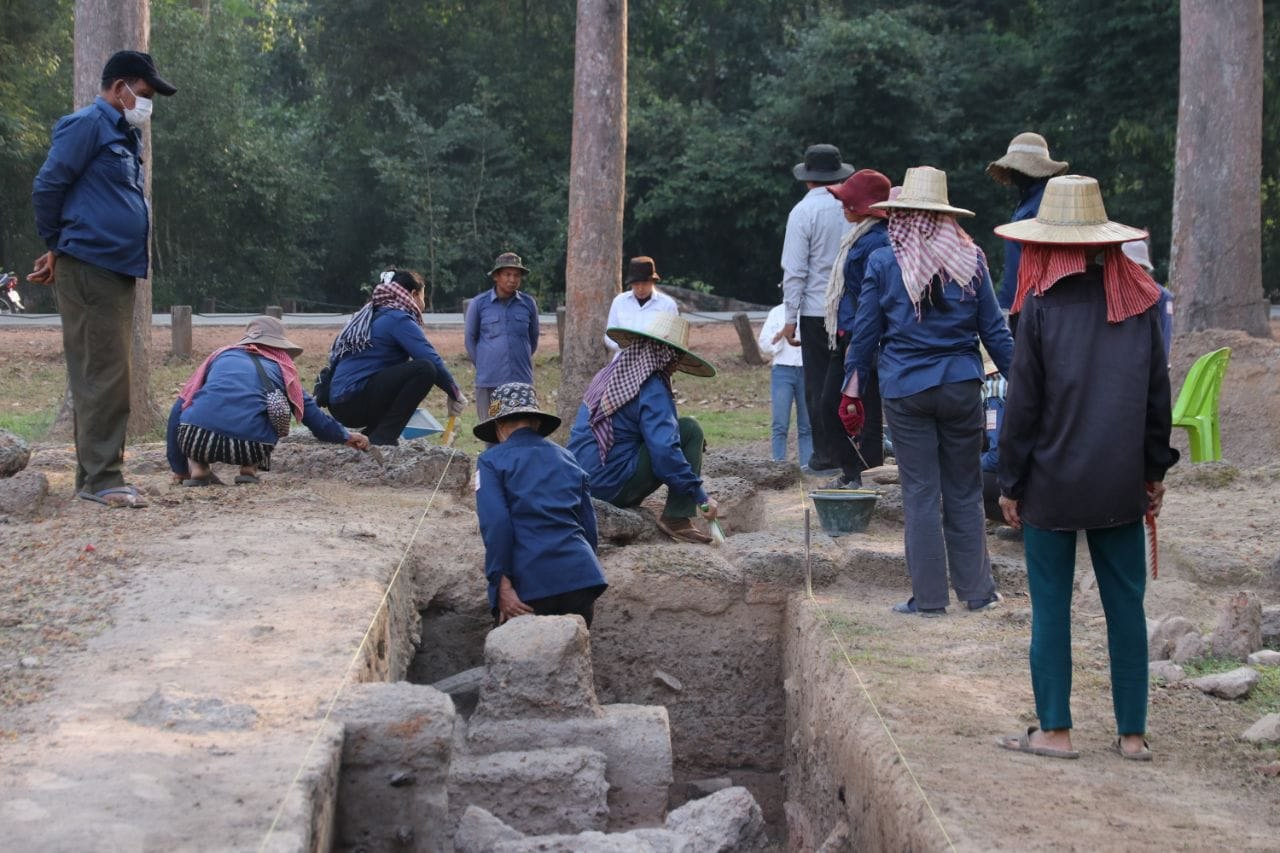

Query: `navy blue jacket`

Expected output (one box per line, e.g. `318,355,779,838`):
166,349,349,475
567,375,709,506
475,427,605,609
33,98,149,279
330,309,459,404
997,179,1048,310
848,247,1014,400
836,221,891,339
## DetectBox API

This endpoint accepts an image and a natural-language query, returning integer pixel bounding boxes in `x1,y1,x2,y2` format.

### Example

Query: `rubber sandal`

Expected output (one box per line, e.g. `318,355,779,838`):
77,485,148,509
655,516,713,545
996,726,1079,759
967,591,1003,611
234,473,261,485
1114,738,1153,761
182,473,225,487
892,597,946,617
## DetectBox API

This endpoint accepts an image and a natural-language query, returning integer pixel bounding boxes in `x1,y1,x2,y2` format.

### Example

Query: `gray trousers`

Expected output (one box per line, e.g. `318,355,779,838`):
55,254,135,493
883,380,995,610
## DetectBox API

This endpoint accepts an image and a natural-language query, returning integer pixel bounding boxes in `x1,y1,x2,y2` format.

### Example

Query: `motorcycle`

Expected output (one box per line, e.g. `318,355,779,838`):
0,272,23,313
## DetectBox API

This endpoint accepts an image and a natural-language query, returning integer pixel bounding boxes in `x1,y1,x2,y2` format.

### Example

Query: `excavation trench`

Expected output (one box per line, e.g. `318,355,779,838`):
323,534,948,851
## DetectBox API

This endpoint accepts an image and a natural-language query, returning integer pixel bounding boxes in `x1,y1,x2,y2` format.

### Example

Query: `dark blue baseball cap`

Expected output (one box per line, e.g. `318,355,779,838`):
101,50,176,96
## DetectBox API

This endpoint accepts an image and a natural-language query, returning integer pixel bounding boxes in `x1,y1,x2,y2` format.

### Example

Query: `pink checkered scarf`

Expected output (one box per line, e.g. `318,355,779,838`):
887,211,982,314
583,340,681,462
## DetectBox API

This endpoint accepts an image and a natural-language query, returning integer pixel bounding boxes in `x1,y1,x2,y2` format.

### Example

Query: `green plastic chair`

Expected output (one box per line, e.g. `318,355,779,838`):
1171,347,1231,462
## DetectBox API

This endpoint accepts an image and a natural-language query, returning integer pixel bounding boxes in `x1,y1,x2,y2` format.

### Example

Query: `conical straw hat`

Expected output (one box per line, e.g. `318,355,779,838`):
869,166,974,217
994,175,1147,245
606,312,717,377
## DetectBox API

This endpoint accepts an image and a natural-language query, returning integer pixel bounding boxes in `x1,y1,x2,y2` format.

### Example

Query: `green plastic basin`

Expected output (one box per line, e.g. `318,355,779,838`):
808,489,879,537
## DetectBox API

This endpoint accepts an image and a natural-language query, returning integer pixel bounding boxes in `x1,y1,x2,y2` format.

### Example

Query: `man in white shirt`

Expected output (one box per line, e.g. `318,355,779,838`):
776,144,852,472
604,256,679,352
758,301,813,467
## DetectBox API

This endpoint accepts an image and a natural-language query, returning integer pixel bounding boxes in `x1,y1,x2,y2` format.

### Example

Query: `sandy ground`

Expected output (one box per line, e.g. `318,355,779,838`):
1,322,1279,850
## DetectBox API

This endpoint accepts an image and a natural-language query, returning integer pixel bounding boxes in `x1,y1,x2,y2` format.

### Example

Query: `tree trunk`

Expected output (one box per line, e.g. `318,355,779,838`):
64,0,161,440
1170,0,1270,338
557,0,627,431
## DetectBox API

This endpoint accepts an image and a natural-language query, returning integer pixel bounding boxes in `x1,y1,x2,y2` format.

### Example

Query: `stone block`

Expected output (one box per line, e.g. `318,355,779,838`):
664,786,766,852
1148,616,1198,661
592,499,659,545
1261,606,1280,645
686,777,733,800
702,475,764,535
1189,667,1261,700
1247,649,1280,666
496,832,660,852
473,616,600,721
1241,713,1280,743
331,683,455,853
1211,591,1263,661
701,452,798,490
1149,660,1186,683
1171,632,1207,664
0,430,30,477
468,704,674,829
271,438,473,494
448,747,609,836
454,806,525,853
0,470,48,520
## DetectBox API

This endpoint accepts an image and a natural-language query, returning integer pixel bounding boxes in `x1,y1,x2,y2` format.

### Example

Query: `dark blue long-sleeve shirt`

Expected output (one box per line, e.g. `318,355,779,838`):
32,98,150,279
464,288,539,388
835,221,891,339
166,349,349,475
848,247,1014,400
567,375,709,506
330,308,458,404
475,427,605,609
996,179,1048,310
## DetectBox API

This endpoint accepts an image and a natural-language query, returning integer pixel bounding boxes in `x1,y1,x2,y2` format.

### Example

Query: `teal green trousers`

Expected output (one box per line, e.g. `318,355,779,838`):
1023,520,1148,736
609,416,705,518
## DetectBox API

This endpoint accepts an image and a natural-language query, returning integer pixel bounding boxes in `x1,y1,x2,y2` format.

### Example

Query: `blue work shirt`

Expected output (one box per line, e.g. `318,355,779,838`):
848,247,1015,400
567,375,709,506
475,427,605,610
330,308,458,404
32,98,150,279
997,179,1048,310
836,221,891,339
464,288,539,388
165,349,349,474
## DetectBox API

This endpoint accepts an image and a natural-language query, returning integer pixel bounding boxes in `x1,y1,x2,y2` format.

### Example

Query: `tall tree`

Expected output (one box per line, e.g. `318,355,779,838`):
1170,0,1270,337
70,0,161,434
558,0,627,428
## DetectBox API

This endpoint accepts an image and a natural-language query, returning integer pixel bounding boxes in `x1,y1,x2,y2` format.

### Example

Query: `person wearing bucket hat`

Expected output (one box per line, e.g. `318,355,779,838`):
779,144,856,474
473,383,607,626
986,132,1070,320
568,313,721,544
846,166,1014,617
604,256,679,353
165,317,369,487
327,268,468,445
815,169,893,488
465,252,541,424
29,51,178,508
993,175,1179,762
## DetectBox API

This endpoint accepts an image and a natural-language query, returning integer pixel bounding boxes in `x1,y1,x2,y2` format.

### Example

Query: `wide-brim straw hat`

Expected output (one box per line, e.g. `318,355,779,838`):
238,315,302,357
792,144,855,183
994,175,1148,245
606,313,717,377
472,382,562,443
987,132,1069,185
488,252,530,276
870,166,974,217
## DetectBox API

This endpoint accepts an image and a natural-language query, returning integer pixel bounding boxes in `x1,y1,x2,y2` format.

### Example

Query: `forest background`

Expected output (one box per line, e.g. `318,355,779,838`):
2,0,1279,314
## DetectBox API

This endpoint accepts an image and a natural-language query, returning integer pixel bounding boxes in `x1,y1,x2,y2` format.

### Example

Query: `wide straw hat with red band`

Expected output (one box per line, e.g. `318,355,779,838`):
994,175,1147,245
826,169,892,218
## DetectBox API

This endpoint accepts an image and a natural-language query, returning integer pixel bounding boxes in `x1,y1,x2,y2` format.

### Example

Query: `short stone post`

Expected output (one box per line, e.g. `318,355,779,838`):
264,305,283,319
732,312,765,365
556,306,567,354
200,296,216,313
170,305,192,360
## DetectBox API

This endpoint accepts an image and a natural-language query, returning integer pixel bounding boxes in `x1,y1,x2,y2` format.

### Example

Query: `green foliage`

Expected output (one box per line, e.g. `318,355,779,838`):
1182,657,1280,715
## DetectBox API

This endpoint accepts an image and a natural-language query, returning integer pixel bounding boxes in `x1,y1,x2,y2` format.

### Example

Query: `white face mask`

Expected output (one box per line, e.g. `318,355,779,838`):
122,83,153,127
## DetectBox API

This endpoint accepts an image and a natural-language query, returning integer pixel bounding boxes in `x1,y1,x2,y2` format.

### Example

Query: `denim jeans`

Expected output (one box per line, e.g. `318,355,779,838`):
770,364,813,465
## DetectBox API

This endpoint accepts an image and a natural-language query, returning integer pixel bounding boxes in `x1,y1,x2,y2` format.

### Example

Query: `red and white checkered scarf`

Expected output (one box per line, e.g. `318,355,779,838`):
583,340,681,462
887,211,982,315
1011,244,1161,323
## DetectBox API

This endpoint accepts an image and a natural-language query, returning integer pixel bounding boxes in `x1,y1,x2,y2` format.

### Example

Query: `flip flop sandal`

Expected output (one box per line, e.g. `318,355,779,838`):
78,485,148,509
234,473,261,485
1114,738,1153,761
996,726,1080,759
655,517,713,545
182,473,226,487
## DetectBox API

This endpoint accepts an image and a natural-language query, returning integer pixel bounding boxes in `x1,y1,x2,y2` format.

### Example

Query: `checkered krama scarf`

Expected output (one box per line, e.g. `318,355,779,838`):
583,340,682,462
887,210,982,313
329,280,423,361
1011,244,1161,324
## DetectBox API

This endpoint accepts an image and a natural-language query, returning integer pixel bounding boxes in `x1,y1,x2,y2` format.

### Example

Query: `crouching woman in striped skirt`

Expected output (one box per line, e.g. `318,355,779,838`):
165,316,369,486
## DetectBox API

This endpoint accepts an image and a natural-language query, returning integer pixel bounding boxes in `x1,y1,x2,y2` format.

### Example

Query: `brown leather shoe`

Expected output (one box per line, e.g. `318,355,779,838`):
656,516,713,544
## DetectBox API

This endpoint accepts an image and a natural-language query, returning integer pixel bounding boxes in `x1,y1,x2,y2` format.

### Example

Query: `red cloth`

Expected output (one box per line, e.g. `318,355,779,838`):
179,344,305,419
1011,244,1161,323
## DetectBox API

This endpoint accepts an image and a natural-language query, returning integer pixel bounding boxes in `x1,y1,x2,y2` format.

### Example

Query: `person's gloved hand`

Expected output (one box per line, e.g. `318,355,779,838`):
838,394,865,436
447,388,468,418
